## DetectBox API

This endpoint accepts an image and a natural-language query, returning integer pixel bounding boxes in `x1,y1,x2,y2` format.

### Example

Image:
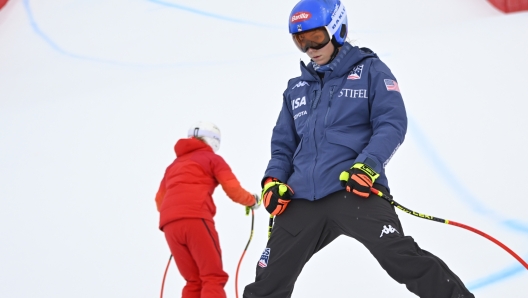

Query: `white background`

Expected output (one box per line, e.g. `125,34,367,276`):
1,0,527,297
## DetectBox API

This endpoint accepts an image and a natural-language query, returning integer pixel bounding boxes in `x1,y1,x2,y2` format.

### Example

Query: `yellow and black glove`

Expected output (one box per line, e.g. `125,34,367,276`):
339,163,380,198
245,194,262,215
262,178,294,216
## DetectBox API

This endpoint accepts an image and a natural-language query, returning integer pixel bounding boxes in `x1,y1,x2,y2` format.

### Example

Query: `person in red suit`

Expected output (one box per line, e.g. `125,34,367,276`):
155,121,260,298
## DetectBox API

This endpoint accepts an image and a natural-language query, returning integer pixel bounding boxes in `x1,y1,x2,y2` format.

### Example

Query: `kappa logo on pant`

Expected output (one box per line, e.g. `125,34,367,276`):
258,248,271,268
380,224,400,238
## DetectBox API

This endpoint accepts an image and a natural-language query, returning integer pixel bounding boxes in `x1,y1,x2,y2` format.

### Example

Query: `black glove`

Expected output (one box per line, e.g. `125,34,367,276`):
262,178,294,215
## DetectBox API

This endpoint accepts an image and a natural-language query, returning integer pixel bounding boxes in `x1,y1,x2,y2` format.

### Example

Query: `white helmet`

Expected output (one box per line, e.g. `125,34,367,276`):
187,121,221,152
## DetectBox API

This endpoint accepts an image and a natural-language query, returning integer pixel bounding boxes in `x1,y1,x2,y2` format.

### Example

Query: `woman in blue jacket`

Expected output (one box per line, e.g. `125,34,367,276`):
244,1,474,297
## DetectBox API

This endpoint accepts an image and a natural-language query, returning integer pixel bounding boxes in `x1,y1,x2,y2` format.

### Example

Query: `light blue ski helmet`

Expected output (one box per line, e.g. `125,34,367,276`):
288,0,348,46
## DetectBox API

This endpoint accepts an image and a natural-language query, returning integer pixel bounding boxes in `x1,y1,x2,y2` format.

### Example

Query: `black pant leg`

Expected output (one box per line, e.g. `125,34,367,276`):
243,198,339,298
334,188,474,298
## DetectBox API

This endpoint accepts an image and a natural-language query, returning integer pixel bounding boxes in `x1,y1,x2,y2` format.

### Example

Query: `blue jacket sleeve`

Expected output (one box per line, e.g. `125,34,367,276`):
354,59,407,174
263,91,299,185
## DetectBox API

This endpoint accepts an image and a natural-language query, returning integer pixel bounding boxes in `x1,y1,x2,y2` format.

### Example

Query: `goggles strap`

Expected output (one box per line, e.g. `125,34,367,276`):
329,40,339,60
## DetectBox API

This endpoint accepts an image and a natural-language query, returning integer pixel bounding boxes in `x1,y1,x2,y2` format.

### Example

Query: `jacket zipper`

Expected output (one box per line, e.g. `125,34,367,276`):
324,86,336,126
310,88,321,200
311,89,321,110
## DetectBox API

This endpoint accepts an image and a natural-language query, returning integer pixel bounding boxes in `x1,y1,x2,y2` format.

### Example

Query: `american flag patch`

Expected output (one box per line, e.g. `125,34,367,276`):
258,248,271,268
384,79,400,92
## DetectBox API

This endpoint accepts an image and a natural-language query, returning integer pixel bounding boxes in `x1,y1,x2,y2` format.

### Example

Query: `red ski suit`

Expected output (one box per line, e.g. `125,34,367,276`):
156,137,255,298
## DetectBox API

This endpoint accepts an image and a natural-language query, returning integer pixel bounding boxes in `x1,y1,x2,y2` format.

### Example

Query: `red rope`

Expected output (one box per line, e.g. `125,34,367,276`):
236,209,255,298
448,220,528,270
235,250,248,298
160,255,172,298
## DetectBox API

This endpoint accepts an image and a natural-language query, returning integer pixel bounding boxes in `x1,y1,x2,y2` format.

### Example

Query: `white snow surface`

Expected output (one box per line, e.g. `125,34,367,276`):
1,0,527,297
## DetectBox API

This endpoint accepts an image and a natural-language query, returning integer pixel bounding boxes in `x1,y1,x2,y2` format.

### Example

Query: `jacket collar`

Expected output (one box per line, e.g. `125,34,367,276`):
174,137,213,157
298,43,378,82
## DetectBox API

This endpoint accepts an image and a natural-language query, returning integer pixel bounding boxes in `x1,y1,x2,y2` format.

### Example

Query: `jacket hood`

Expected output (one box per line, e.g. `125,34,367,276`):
174,137,213,157
299,42,378,82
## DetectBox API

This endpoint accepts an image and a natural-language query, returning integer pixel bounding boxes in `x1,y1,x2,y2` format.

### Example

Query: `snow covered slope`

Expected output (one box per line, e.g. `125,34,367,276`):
1,0,527,297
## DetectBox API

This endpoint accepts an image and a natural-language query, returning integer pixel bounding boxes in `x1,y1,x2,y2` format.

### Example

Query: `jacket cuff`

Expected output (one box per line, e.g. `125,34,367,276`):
262,169,288,187
354,154,382,174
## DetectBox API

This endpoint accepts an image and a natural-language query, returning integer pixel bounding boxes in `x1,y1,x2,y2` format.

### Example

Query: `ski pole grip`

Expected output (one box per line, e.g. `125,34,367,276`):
370,187,381,196
370,187,393,201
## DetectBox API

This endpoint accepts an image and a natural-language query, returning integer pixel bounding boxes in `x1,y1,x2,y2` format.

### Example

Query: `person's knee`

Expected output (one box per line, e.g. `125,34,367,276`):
201,273,228,287
370,236,422,265
200,276,228,298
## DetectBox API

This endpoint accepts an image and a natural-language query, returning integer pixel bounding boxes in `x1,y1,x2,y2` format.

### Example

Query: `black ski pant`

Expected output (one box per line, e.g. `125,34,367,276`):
243,187,474,298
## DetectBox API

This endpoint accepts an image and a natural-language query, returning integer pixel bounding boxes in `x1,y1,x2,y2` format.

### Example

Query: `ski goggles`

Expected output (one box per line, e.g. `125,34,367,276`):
292,26,331,53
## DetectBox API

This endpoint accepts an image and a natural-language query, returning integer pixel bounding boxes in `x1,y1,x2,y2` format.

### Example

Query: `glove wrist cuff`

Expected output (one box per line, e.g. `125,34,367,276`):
352,163,380,181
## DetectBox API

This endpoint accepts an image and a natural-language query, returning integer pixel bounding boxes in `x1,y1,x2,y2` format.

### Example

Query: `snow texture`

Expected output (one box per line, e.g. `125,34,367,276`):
0,0,527,297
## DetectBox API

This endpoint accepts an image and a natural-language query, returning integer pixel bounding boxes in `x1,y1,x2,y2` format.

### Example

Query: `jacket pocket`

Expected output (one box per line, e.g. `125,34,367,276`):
325,129,368,155
292,138,303,161
274,212,304,237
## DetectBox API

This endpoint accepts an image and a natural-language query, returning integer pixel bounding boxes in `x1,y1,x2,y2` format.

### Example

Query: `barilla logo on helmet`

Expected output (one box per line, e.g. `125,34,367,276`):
291,11,311,23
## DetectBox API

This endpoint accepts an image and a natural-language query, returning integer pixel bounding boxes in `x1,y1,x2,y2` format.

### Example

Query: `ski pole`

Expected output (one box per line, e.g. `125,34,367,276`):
160,254,172,298
268,215,275,239
235,208,255,298
370,187,528,270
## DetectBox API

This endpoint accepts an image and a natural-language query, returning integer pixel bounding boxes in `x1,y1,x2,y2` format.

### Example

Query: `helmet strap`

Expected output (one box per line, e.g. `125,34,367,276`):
328,38,340,62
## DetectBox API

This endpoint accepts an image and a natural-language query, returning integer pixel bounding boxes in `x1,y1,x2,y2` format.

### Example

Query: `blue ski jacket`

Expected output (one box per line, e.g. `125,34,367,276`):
264,43,407,200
